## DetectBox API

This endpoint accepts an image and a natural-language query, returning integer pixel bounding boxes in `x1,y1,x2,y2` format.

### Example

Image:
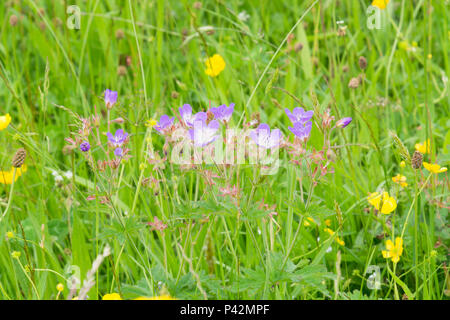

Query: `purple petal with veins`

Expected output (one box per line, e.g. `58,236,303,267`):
285,107,314,124
250,123,282,149
188,119,221,147
288,121,312,140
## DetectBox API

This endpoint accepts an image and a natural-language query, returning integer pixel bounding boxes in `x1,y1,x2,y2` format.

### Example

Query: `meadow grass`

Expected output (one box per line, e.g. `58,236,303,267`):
0,0,448,300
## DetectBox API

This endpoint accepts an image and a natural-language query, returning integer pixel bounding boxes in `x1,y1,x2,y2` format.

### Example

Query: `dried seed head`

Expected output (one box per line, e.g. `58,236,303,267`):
294,42,304,52
53,17,63,27
411,151,423,169
348,76,361,89
9,14,18,26
171,91,179,99
193,2,202,9
12,148,26,168
359,56,367,70
117,65,127,76
115,29,125,40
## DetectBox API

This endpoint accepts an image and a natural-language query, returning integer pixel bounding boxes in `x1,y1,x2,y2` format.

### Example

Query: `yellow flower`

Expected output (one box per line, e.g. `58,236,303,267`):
372,0,389,9
399,161,406,168
368,192,397,214
134,295,176,300
6,231,14,239
0,165,27,185
145,119,158,128
11,251,21,259
382,237,403,263
324,228,334,236
102,293,122,300
335,236,345,246
0,114,12,131
423,162,447,174
324,219,332,227
415,139,431,154
303,217,315,227
56,283,64,292
204,54,226,77
392,174,408,187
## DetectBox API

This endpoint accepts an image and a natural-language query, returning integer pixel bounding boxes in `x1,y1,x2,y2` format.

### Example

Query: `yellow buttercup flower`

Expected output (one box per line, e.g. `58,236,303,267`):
204,54,226,77
324,228,334,236
392,174,408,187
368,192,397,214
335,236,345,246
145,119,158,128
102,293,122,300
0,165,27,185
382,237,403,263
134,294,176,300
415,139,431,154
423,162,447,174
0,113,12,131
372,0,390,9
303,217,315,227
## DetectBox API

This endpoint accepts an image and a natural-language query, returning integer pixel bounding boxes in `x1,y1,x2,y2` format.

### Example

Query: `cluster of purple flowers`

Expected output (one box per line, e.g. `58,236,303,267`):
154,103,234,147
78,89,129,159
84,89,353,157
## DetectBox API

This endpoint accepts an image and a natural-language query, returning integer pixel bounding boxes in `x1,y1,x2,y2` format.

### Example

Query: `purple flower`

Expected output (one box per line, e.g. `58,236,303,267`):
107,129,128,147
80,141,90,152
249,123,282,149
288,121,312,140
210,103,234,123
154,115,174,133
104,89,118,108
188,120,220,147
114,147,123,157
285,107,314,124
179,104,207,127
336,117,352,128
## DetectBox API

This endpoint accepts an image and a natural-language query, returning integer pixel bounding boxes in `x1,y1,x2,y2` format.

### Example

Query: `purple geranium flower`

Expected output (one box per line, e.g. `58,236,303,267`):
114,147,123,157
288,121,312,140
154,115,174,133
80,141,90,152
285,107,314,124
104,89,118,108
179,104,207,127
336,117,352,128
188,120,220,147
107,129,129,147
210,103,234,123
249,123,282,149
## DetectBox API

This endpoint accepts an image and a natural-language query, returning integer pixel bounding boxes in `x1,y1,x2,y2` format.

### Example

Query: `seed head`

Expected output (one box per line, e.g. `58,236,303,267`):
9,15,18,26
348,76,361,89
359,56,367,70
117,65,127,76
115,29,125,40
411,151,423,169
12,148,26,168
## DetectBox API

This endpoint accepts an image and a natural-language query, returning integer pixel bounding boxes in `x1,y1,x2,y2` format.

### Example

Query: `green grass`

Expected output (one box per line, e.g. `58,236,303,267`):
0,0,448,300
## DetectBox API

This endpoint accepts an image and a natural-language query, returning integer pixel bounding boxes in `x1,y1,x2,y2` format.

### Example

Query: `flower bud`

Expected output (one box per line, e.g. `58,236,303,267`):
336,117,352,128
